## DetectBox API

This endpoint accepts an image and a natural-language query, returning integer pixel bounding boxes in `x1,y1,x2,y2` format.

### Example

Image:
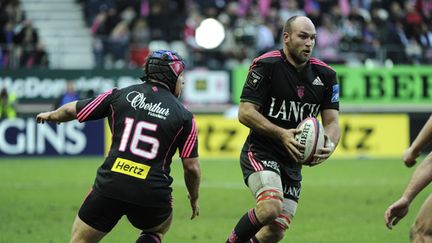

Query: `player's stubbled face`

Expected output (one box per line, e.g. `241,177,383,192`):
287,22,316,64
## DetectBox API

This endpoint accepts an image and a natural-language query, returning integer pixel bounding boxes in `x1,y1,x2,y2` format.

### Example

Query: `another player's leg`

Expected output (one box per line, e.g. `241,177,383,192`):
410,194,432,242
226,170,284,243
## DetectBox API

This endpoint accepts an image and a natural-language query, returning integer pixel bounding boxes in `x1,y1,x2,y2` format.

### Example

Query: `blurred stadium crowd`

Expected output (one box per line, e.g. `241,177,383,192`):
0,0,49,68
1,0,432,69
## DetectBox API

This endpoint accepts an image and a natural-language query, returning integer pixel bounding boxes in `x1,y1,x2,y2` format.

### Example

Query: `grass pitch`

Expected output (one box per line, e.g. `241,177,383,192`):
0,157,430,243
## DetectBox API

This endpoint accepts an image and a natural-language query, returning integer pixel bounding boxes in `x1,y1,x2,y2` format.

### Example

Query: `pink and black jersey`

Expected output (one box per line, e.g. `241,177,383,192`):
240,49,339,180
76,82,198,207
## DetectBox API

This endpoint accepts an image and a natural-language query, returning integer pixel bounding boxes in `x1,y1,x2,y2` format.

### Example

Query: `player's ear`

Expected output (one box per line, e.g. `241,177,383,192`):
283,32,290,43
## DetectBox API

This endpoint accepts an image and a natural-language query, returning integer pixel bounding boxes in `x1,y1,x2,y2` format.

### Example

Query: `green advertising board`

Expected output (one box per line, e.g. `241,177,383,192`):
232,65,432,106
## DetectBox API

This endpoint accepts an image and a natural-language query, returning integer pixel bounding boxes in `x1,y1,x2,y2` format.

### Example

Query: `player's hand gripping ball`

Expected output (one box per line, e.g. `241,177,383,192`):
295,117,325,165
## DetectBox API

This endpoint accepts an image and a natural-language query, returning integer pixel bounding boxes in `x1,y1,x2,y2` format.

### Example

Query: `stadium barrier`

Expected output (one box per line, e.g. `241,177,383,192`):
1,66,431,158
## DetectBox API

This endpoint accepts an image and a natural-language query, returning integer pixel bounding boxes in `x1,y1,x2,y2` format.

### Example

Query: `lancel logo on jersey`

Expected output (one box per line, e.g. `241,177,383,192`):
126,91,170,120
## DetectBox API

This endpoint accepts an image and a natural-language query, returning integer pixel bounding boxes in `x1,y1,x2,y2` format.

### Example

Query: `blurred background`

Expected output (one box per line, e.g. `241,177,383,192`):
1,1,432,242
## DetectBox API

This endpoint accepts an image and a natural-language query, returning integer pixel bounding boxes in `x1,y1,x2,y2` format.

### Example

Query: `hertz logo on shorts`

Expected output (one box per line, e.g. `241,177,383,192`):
111,158,151,179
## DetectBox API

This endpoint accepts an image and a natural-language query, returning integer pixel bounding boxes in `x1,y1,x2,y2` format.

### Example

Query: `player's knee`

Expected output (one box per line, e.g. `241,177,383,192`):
256,200,283,224
136,232,162,243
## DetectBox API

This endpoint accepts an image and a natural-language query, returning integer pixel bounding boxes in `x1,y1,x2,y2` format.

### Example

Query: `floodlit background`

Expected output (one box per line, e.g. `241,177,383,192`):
0,0,432,242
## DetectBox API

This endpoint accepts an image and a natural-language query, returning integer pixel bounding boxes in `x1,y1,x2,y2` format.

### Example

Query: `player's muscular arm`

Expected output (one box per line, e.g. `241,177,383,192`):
321,109,340,148
36,101,77,123
385,152,432,229
312,109,340,164
182,157,201,219
238,101,303,162
410,115,432,153
402,152,432,203
404,115,432,167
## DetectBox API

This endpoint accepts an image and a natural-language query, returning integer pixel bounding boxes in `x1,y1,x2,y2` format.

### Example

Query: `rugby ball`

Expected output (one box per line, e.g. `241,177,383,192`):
295,117,325,164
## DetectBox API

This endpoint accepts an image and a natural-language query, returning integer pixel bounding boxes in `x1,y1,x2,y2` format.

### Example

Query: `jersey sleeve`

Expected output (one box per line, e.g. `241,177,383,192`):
76,88,118,122
322,71,340,110
240,59,271,106
177,116,198,158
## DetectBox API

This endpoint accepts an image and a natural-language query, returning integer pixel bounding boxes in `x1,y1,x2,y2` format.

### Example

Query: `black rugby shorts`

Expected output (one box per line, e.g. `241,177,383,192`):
78,189,172,232
240,150,302,202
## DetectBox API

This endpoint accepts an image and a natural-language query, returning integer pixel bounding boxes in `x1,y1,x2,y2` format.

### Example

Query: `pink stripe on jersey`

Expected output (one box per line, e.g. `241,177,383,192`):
255,50,281,61
181,118,197,157
77,93,106,121
248,151,263,171
163,125,184,170
310,57,335,71
77,89,113,122
77,93,109,122
249,50,281,71
110,104,115,135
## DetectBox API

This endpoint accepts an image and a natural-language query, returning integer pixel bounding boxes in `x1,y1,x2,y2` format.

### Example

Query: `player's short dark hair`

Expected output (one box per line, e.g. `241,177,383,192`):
283,16,301,34
141,50,185,93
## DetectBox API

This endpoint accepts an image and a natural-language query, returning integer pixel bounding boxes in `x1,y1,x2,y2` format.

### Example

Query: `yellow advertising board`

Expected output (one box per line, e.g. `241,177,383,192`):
333,114,409,158
194,115,250,158
105,114,409,159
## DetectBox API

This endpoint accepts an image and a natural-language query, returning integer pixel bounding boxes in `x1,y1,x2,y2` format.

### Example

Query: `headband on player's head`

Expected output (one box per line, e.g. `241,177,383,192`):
140,50,185,93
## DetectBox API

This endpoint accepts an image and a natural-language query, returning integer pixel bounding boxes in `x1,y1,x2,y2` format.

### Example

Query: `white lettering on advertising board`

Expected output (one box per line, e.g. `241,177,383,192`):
0,118,86,154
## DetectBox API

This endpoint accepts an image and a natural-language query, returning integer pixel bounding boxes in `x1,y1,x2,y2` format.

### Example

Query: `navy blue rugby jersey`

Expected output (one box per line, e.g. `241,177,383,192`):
240,49,339,165
76,82,198,207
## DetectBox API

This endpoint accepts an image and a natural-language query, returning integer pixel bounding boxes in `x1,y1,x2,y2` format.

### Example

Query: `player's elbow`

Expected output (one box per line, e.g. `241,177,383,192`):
238,104,256,126
63,101,78,118
182,157,201,176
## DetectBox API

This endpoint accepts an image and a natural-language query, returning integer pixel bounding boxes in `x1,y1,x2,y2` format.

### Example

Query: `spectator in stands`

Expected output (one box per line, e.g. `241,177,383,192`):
315,14,343,63
32,42,49,67
0,87,17,119
57,81,80,108
385,20,410,64
91,6,120,68
13,19,38,67
129,18,150,67
108,20,130,68
405,38,423,64
419,22,432,63
362,21,380,60
279,0,306,22
255,19,276,55
3,0,25,26
0,20,15,67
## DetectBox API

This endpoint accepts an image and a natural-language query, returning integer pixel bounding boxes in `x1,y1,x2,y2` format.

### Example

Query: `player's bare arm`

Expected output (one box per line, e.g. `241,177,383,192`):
182,157,201,220
36,101,77,124
403,115,432,167
312,109,340,165
385,152,432,229
238,101,304,162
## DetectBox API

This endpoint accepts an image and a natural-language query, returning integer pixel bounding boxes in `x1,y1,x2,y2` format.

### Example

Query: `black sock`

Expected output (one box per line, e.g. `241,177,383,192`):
136,233,161,243
226,209,262,243
250,236,260,243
